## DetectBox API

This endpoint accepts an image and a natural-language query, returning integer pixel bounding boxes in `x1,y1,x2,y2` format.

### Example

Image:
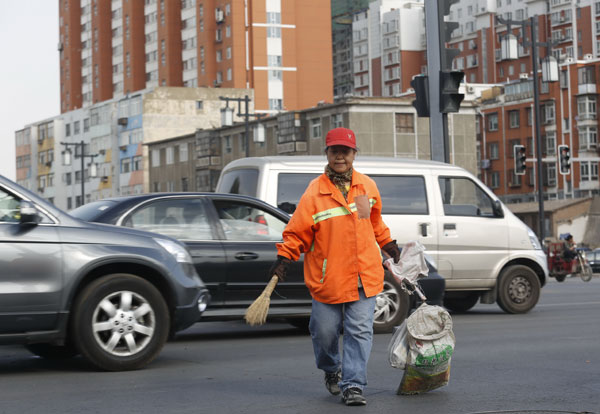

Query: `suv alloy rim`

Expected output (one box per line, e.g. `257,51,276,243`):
91,290,156,356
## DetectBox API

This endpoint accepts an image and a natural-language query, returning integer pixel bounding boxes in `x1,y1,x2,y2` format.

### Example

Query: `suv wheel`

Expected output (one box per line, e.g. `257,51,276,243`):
71,274,170,371
373,271,410,333
496,265,540,314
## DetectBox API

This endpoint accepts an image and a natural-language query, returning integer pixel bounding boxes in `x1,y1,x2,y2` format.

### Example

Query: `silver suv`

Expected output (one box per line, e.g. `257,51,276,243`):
0,175,209,371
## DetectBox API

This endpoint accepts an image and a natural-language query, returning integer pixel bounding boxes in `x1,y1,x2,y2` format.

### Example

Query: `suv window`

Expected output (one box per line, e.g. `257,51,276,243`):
124,198,213,240
370,175,428,215
277,173,319,213
218,169,258,197
438,177,494,217
212,200,286,241
0,189,22,223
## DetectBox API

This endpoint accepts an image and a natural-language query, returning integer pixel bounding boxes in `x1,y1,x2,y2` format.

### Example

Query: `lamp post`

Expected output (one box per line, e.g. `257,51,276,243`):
61,140,98,207
496,15,559,242
218,95,264,158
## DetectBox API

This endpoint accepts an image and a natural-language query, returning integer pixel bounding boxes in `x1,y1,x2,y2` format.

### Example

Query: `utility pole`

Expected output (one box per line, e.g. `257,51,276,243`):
219,95,263,158
61,140,98,207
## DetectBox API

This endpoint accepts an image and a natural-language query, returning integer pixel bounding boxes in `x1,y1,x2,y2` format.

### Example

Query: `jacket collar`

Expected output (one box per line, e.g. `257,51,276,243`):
319,169,366,205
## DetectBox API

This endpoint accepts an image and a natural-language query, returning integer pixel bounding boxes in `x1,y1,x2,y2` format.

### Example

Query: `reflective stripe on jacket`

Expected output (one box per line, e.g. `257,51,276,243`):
276,170,393,304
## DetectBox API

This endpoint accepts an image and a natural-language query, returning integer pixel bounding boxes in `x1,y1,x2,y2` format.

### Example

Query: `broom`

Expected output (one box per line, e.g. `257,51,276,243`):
244,275,279,326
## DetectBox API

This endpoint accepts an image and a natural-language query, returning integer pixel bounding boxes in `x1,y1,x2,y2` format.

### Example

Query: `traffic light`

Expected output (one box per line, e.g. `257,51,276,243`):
411,75,430,117
437,0,464,113
558,145,571,175
514,144,527,175
440,71,465,113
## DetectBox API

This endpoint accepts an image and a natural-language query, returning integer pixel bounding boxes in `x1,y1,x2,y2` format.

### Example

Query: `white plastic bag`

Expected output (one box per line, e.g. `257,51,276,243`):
384,241,429,300
387,320,409,369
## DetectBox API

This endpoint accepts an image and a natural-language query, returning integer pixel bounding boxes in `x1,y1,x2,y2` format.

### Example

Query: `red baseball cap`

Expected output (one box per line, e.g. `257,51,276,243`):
325,127,357,149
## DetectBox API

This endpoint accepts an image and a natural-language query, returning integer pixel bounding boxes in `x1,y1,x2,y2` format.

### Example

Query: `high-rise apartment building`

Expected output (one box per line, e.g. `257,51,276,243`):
59,0,333,114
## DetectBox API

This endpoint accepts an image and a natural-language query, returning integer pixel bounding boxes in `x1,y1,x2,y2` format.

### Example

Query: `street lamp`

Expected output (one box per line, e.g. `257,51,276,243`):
218,95,264,158
496,15,559,242
61,140,98,207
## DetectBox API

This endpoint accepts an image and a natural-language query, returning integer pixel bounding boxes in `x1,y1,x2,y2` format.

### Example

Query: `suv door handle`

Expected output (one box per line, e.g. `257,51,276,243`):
234,252,259,260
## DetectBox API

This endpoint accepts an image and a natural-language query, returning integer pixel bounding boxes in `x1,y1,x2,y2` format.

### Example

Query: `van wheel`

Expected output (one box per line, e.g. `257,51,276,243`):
443,292,480,313
25,342,79,359
496,265,540,314
71,274,170,371
373,271,410,334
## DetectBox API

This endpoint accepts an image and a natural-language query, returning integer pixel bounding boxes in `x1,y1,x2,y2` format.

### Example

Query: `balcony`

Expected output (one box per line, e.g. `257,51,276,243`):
578,84,597,95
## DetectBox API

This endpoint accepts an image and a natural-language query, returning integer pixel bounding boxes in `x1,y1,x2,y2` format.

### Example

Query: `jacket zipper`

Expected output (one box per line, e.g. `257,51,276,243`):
320,258,327,283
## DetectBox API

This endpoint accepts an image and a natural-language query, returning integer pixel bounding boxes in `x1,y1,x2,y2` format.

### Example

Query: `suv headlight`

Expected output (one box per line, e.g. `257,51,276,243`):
155,238,193,263
527,228,542,250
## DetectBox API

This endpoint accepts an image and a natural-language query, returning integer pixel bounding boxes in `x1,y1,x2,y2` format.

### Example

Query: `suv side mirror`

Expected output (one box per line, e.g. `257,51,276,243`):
19,200,41,225
493,200,504,218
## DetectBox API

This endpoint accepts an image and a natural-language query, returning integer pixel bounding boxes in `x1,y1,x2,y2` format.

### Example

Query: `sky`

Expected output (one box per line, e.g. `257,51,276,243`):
0,1,59,181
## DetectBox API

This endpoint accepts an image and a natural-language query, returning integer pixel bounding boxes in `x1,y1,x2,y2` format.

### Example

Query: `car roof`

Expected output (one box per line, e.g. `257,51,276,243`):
221,155,456,172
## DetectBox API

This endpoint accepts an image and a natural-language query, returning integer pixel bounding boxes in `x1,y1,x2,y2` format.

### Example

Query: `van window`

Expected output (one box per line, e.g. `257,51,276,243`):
277,173,319,213
370,175,428,215
218,169,258,197
438,177,495,217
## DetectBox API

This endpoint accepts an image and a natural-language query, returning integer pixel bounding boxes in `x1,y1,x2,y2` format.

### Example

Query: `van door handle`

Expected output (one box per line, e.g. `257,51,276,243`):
234,252,259,260
443,223,456,230
420,223,428,237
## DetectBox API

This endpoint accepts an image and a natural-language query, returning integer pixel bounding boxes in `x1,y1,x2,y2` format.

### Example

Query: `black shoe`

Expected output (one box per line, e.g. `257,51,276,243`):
342,387,367,406
324,370,342,395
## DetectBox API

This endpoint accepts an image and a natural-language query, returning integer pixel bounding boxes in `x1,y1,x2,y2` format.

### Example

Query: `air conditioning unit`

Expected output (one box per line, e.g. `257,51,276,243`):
519,73,529,79
584,53,593,60
101,176,109,183
119,145,127,151
117,117,128,126
45,161,52,167
466,85,475,93
37,187,44,193
481,159,491,169
99,149,106,155
565,57,575,63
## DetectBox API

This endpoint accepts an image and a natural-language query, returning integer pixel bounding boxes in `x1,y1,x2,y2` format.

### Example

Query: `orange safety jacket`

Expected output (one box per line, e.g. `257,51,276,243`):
276,170,393,304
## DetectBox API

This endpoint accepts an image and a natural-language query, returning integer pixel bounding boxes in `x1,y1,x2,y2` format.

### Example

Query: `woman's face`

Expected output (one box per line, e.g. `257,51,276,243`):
326,145,356,174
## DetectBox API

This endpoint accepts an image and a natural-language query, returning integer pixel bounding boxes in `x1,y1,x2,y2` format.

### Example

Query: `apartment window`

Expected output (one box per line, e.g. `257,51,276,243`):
268,55,282,67
66,123,71,136
560,70,568,88
578,96,597,118
121,157,131,173
331,114,343,129
545,131,556,155
226,68,232,81
509,110,520,128
182,17,195,29
578,126,598,150
267,27,281,38
226,26,231,37
395,113,414,133
179,143,188,162
578,67,596,85
489,142,499,160
580,161,599,181
488,113,498,131
226,47,231,59
132,155,142,171
269,99,283,110
152,149,160,167
267,12,281,24
225,136,231,153
311,118,322,138
166,147,174,165
490,171,500,189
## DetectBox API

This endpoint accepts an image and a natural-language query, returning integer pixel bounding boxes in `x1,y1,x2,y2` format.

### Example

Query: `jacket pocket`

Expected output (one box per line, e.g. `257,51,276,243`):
320,258,328,283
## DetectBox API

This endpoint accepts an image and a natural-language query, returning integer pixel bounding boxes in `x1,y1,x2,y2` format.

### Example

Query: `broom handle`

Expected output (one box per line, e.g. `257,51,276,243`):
263,275,279,296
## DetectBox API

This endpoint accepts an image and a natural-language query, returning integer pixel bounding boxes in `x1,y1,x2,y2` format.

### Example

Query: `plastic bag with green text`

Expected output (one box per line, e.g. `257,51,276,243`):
397,303,455,395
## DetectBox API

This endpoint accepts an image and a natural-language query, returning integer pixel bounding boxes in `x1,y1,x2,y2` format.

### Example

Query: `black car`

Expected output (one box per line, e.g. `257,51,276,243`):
0,176,209,371
71,193,444,333
588,250,600,273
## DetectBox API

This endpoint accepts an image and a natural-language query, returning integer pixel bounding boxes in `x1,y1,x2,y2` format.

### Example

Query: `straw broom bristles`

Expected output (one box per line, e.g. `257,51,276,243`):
244,275,279,326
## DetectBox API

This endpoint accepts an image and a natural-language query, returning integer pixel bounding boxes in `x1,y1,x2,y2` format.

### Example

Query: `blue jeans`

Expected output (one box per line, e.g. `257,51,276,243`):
309,288,376,392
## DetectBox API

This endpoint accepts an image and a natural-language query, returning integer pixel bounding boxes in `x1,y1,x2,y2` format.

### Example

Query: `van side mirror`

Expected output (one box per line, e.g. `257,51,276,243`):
493,200,504,218
19,200,41,225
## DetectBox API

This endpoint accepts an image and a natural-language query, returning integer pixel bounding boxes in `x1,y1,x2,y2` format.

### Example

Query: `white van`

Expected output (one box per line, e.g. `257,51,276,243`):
216,156,549,314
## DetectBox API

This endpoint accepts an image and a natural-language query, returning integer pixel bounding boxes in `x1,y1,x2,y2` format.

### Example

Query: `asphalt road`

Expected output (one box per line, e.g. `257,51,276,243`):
0,276,599,414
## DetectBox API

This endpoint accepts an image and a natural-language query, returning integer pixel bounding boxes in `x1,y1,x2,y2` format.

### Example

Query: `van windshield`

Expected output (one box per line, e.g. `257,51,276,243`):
277,173,319,213
218,169,258,197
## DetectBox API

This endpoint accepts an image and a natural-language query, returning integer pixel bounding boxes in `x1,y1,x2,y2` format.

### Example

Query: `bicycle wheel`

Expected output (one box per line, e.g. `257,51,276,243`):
580,263,593,282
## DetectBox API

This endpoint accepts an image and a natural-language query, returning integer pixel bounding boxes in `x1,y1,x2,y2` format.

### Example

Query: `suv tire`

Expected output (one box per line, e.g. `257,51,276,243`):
496,265,540,314
71,274,170,371
373,271,410,333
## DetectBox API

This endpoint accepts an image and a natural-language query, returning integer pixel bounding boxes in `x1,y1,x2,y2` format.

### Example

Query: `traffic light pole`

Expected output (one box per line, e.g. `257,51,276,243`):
529,16,546,243
424,0,448,163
